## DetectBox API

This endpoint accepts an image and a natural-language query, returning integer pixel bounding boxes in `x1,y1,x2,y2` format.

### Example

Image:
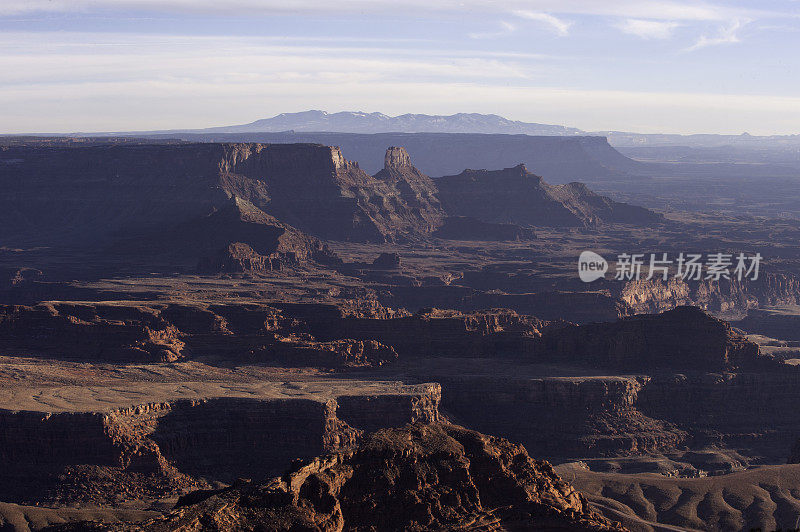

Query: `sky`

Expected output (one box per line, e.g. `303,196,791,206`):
1,0,800,135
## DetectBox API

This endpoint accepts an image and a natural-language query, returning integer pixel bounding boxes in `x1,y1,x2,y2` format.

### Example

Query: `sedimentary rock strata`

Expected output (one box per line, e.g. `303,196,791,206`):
0,382,441,506
0,143,660,256
0,143,437,247
437,374,687,460
0,303,185,362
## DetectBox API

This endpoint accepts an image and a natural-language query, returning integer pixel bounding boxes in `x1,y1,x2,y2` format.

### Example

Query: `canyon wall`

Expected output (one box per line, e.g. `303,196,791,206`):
436,375,687,461
435,369,800,465
534,306,763,372
161,131,642,182
0,142,660,257
0,386,441,505
0,143,433,247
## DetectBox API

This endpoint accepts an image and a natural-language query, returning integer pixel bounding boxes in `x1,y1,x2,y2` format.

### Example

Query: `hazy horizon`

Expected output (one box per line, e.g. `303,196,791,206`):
10,109,800,138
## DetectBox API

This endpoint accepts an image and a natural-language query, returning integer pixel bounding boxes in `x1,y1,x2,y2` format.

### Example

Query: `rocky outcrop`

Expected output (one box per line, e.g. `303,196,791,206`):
438,376,687,460
0,143,441,249
0,302,393,367
435,164,660,227
447,265,800,320
372,146,444,233
613,272,800,315
0,143,659,258
0,301,766,371
226,143,438,242
379,285,631,323
637,371,800,461
140,423,623,531
546,181,661,225
286,306,560,358
436,165,583,227
168,131,640,182
0,387,441,506
536,306,763,372
198,242,282,273
268,337,398,367
185,196,340,272
0,303,184,362
382,145,413,168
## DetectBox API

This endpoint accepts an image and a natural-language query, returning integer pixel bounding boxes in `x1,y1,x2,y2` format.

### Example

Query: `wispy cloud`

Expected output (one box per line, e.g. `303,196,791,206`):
618,19,679,39
0,0,764,21
685,18,750,51
513,10,572,36
469,21,516,39
0,31,536,87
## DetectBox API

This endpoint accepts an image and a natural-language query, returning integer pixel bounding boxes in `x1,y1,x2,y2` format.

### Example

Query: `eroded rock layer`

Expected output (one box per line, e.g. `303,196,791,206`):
140,423,623,531
0,383,441,506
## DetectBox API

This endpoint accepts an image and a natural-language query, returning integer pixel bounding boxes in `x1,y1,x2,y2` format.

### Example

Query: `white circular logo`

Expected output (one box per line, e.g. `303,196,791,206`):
578,251,608,282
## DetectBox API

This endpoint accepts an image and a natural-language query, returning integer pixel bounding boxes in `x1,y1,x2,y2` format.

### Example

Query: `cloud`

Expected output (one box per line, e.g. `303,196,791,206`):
618,19,679,39
685,18,749,51
0,31,536,88
0,0,762,22
513,10,572,36
469,21,516,39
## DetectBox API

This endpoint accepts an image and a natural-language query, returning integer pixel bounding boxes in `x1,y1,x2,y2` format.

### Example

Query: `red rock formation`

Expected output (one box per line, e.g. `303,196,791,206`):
0,143,443,248
438,376,687,461
536,306,762,372
612,273,800,315
0,302,400,367
373,146,444,233
287,305,560,358
0,388,441,506
0,303,184,362
435,163,660,227
184,196,340,272
637,371,800,461
268,336,398,367
141,423,624,531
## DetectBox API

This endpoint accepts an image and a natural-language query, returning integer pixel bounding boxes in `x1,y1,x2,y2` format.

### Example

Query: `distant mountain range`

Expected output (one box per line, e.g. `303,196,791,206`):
198,110,584,136
117,110,798,150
